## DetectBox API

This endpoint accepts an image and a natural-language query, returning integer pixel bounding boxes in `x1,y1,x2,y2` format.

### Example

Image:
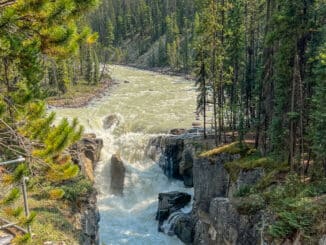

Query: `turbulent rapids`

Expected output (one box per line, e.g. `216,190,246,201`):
53,65,197,245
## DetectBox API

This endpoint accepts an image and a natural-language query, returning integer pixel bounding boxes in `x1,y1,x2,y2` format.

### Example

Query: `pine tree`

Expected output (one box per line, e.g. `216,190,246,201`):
57,60,70,94
85,46,94,84
0,0,98,239
93,49,100,84
311,46,326,177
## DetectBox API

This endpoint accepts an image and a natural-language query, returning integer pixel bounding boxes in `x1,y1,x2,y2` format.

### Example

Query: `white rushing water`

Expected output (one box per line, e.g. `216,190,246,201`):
53,65,197,245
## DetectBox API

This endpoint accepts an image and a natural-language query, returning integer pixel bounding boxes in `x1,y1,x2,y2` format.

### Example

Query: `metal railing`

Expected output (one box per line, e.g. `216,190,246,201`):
0,156,31,234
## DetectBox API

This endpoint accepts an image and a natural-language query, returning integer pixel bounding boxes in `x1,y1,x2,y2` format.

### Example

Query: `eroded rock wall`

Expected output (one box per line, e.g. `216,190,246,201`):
70,134,103,245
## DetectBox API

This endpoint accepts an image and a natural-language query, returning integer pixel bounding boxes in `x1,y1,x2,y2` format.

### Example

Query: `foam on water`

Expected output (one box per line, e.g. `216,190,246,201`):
53,65,197,245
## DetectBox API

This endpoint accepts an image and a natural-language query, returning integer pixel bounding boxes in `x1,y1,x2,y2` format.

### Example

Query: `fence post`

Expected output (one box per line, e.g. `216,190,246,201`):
22,176,31,234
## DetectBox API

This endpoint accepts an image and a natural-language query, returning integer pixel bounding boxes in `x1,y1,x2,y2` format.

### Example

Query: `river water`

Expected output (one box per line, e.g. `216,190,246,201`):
54,65,197,245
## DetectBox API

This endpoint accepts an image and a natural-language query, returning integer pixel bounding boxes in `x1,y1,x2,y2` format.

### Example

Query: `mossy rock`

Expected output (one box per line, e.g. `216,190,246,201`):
199,142,250,158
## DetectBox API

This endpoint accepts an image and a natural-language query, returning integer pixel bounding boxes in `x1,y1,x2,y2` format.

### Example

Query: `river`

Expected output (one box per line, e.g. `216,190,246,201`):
54,65,197,245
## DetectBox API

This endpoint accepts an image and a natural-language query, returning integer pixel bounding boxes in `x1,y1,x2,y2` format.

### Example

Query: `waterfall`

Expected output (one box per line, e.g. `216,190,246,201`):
53,65,197,245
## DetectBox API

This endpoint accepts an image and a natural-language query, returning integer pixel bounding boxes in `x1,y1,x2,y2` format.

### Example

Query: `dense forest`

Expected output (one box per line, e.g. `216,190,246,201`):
0,0,325,243
91,0,326,175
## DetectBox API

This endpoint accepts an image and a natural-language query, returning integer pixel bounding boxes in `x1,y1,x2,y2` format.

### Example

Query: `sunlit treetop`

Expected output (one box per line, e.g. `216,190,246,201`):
0,0,99,57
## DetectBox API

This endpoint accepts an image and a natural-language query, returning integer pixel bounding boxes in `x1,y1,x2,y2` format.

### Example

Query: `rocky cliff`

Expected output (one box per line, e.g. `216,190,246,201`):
148,134,270,244
70,134,103,245
146,133,216,187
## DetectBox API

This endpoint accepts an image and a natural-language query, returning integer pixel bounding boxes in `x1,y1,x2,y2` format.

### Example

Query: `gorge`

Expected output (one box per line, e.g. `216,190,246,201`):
53,65,197,244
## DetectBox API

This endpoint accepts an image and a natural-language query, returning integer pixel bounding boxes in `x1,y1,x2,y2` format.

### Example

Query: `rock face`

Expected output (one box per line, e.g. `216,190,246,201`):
70,134,103,182
194,197,261,245
173,213,196,244
79,189,101,245
146,134,215,187
150,134,265,245
193,154,236,212
110,154,126,195
70,134,103,245
156,192,191,231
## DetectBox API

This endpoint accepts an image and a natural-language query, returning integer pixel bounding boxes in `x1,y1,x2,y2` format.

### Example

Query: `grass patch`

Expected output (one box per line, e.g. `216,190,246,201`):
0,176,93,244
46,80,111,107
48,80,102,99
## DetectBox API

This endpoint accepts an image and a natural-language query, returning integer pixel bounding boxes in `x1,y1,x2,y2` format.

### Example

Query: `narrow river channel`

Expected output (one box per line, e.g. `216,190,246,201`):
54,65,197,245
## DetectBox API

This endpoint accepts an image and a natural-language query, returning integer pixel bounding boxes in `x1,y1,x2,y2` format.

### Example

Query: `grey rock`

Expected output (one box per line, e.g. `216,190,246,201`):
110,154,126,195
80,190,100,245
70,134,103,245
237,168,265,190
193,154,235,212
173,213,196,244
208,197,261,245
156,192,191,231
180,148,194,187
103,114,119,129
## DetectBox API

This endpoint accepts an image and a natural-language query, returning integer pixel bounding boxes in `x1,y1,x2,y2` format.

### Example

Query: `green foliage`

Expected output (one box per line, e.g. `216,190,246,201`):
19,212,37,228
232,194,265,215
11,233,31,245
1,188,20,206
61,177,94,203
48,188,65,200
310,45,326,178
234,185,253,197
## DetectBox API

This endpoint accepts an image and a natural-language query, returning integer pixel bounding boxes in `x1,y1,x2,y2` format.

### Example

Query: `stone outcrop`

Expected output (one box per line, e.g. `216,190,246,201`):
70,134,103,245
173,213,196,244
156,192,191,232
70,133,103,182
79,189,100,245
151,134,266,245
110,154,126,195
146,134,216,187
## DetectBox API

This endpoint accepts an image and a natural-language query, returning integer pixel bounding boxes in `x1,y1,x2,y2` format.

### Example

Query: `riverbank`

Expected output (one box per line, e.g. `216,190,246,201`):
47,79,115,108
118,63,195,81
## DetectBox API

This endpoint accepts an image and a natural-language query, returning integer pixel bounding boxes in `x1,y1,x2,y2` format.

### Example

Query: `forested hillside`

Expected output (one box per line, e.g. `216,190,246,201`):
90,1,326,241
0,0,325,243
91,0,326,175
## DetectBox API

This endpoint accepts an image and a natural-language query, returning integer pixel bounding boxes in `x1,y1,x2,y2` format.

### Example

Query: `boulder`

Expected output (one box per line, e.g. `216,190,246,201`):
156,192,191,231
110,154,126,195
169,128,186,135
103,114,119,129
